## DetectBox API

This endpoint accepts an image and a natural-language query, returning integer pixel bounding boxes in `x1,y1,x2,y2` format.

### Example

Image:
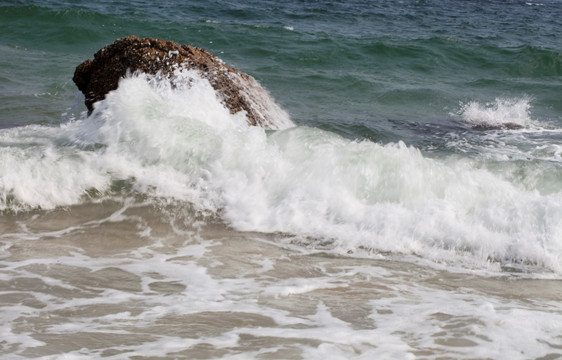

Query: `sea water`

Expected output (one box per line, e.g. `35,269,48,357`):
1,0,562,359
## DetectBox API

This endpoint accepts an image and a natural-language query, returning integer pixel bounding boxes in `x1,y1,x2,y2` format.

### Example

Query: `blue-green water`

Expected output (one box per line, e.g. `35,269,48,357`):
1,1,562,359
2,0,561,131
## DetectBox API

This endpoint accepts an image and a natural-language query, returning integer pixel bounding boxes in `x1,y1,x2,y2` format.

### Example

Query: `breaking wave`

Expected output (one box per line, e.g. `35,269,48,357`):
455,97,535,129
1,70,561,273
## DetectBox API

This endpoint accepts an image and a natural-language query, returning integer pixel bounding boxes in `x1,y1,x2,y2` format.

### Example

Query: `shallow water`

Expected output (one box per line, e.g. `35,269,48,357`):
2,201,562,359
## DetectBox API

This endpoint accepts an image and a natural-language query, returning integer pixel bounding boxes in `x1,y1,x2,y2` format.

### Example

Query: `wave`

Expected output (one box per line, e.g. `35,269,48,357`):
1,70,561,273
362,39,562,78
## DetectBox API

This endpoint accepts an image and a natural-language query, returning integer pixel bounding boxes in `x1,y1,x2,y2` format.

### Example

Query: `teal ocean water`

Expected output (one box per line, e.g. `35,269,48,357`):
1,1,562,359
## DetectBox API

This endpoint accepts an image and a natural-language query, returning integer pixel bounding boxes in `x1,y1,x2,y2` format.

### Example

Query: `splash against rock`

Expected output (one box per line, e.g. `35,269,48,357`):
73,36,292,129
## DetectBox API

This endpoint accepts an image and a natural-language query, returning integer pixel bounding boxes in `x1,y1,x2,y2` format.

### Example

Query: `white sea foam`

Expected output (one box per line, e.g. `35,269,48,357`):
454,96,535,128
0,70,561,273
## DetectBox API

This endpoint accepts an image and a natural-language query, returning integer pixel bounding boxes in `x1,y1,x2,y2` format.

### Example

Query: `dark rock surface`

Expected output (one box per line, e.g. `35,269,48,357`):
73,36,292,129
471,122,524,131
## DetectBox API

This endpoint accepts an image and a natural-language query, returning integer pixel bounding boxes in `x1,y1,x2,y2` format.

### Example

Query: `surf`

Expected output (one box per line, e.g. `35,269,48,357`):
1,69,561,274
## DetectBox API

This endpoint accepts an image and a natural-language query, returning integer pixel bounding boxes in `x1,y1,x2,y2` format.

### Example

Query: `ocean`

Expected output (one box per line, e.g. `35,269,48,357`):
1,0,561,358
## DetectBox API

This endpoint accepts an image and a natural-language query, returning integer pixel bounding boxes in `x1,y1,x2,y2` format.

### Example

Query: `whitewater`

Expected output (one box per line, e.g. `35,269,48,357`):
2,70,561,274
1,70,562,358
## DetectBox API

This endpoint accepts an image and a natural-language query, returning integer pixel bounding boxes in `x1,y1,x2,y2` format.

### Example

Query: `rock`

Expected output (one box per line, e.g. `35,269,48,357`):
471,122,524,131
73,36,292,129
